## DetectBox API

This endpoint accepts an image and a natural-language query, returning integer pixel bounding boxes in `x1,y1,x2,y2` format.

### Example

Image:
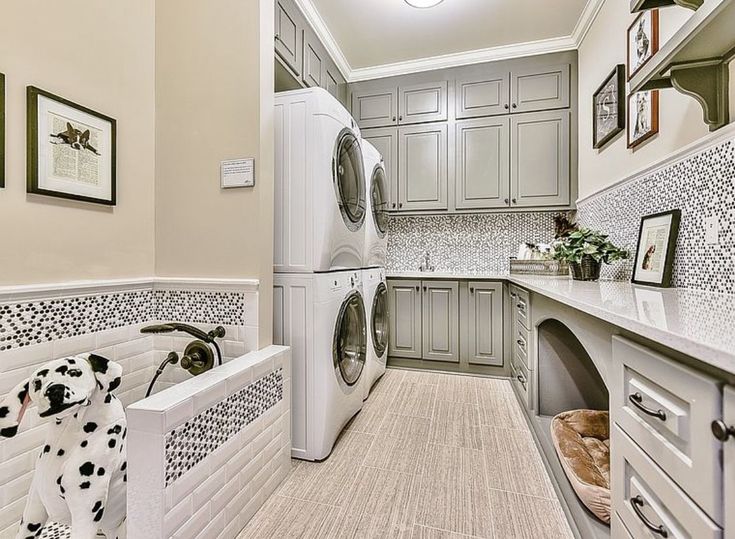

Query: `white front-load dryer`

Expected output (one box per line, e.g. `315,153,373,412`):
362,267,389,399
274,88,366,273
273,270,367,461
361,140,389,268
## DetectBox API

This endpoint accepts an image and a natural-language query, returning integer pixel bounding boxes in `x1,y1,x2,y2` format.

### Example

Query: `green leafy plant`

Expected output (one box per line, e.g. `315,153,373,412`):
552,228,629,265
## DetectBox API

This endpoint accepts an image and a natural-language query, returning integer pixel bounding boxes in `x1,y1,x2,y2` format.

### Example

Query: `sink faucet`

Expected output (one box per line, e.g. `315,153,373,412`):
419,251,435,272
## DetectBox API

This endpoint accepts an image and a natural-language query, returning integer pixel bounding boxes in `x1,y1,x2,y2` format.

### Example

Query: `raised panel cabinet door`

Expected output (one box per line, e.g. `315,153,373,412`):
511,110,570,208
398,123,448,211
274,0,301,76
398,81,448,125
724,385,735,539
387,280,422,359
422,281,459,363
455,73,510,119
362,127,399,211
302,33,323,87
467,282,503,366
510,64,570,113
323,58,345,100
455,117,510,210
352,88,398,128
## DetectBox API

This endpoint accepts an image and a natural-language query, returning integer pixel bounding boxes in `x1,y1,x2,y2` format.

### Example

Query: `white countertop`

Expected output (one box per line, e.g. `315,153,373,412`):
387,271,735,376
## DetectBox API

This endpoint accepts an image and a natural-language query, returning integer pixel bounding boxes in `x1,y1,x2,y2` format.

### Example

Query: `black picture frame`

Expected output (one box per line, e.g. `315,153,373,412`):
1,72,5,189
593,65,625,149
27,86,116,205
632,209,681,288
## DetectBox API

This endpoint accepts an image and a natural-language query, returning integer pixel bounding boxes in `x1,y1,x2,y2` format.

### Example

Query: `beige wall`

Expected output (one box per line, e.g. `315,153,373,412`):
577,0,735,199
0,0,156,285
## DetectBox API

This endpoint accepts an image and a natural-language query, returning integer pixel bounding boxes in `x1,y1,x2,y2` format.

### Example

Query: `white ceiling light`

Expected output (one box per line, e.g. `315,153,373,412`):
405,0,444,8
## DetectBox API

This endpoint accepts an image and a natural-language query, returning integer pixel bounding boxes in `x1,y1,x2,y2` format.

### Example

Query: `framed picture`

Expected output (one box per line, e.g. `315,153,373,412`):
627,9,659,80
27,86,116,205
632,209,681,288
1,72,5,189
627,90,659,148
593,65,625,149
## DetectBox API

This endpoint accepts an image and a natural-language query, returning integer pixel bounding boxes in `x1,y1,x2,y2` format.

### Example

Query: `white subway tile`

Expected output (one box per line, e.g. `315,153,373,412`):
52,333,96,359
224,485,251,526
237,490,265,531
225,443,253,480
96,326,131,349
127,429,164,491
0,449,35,485
192,379,227,415
3,424,45,460
126,407,164,434
0,342,53,373
192,465,227,510
114,336,153,361
210,476,239,518
164,398,194,431
0,470,33,506
171,459,209,509
164,494,194,537
172,501,210,539
0,496,26,531
196,508,225,539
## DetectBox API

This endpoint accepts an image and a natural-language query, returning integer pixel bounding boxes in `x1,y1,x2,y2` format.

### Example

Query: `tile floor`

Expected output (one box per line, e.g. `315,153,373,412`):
238,368,574,539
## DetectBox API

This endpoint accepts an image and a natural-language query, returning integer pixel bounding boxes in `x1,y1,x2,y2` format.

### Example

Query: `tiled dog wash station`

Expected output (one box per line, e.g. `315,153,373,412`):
4,0,735,538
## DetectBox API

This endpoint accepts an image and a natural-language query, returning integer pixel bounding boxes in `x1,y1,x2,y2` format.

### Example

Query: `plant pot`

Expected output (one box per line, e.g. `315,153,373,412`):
569,256,601,281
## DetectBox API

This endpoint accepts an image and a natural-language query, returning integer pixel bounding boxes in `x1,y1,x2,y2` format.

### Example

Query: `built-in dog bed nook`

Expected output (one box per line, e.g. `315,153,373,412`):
551,409,611,524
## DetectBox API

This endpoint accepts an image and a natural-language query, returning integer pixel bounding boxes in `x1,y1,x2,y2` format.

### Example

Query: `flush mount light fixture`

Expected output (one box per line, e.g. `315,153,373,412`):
405,0,444,8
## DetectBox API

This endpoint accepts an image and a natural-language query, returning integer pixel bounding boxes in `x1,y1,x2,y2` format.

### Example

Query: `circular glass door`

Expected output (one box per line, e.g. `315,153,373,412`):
370,164,389,238
333,291,367,386
372,283,389,358
333,129,366,231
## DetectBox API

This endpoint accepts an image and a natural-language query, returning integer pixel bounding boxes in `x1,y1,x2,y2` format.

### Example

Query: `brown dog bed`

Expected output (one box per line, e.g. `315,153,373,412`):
551,409,610,524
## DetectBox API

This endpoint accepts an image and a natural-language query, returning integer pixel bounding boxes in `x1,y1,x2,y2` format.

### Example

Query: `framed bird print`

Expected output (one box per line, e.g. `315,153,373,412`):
593,65,625,149
627,10,659,80
27,86,116,205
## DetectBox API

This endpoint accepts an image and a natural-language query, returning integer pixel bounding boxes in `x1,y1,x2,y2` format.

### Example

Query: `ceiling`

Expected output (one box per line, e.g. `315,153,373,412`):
305,0,595,80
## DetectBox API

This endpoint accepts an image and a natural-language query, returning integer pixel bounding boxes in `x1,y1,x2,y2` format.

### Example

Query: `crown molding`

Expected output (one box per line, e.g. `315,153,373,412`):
292,0,351,79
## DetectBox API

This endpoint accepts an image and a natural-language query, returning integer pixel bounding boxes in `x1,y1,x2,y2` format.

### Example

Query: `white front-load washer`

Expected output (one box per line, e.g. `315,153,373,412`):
274,88,366,273
273,270,367,461
361,140,389,268
362,267,389,398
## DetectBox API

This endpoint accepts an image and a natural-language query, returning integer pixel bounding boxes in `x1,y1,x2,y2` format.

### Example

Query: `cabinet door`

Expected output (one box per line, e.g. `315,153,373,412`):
352,88,398,128
302,32,323,87
274,0,302,76
455,117,510,210
324,59,345,101
510,64,570,113
422,281,459,363
466,282,503,366
511,110,570,208
388,280,422,359
362,127,399,212
398,123,448,211
398,81,448,125
455,73,510,119
725,385,735,539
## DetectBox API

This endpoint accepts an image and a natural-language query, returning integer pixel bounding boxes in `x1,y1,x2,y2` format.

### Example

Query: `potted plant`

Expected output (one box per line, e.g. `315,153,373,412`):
553,228,629,281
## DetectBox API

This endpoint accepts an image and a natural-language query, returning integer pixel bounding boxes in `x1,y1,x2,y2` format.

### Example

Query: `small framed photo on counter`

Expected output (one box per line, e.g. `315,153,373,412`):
632,209,681,288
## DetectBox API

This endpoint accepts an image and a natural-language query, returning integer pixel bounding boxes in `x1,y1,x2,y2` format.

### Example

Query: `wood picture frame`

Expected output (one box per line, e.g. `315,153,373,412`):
632,209,681,288
27,86,116,205
1,72,5,189
627,90,659,149
627,9,659,80
593,65,625,149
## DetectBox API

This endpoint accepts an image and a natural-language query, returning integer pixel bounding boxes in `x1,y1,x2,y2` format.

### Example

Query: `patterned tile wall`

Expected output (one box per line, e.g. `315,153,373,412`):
577,138,735,295
154,289,246,326
386,212,559,274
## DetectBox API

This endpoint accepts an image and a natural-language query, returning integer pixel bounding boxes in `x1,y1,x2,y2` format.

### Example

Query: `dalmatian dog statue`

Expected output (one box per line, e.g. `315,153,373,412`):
0,353,127,539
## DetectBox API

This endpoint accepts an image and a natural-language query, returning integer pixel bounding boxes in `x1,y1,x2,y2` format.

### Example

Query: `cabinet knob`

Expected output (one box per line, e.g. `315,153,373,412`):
392,116,396,122
392,202,397,209
504,104,509,110
512,103,517,109
511,198,517,204
469,287,474,293
399,202,403,209
423,286,427,292
399,115,403,122
415,286,420,291
504,198,509,204
712,420,735,442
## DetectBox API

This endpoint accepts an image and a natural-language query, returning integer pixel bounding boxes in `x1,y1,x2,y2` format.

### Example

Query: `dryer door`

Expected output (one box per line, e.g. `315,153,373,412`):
333,290,367,386
370,164,389,238
371,282,389,359
333,129,366,232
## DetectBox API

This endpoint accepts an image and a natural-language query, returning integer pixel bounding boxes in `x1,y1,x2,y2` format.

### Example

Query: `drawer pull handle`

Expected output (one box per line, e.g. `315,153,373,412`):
711,420,735,442
630,496,668,537
516,374,527,389
517,303,524,310
629,393,667,421
516,339,525,347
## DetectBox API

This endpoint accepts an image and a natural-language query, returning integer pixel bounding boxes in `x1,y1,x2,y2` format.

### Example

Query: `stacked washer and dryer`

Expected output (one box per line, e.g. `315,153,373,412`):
273,88,388,462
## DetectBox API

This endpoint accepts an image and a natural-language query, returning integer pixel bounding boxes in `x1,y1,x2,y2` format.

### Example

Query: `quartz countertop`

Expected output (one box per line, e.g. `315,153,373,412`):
386,271,735,376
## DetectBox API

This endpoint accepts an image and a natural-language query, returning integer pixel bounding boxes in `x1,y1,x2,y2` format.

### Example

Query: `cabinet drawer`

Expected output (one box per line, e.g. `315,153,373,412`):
511,354,531,410
611,512,634,539
611,425,721,539
509,285,530,330
611,336,722,522
514,322,530,370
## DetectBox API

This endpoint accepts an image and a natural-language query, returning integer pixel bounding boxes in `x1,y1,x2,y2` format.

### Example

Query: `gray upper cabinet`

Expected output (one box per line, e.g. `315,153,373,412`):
455,117,510,210
398,81,448,125
399,123,448,211
352,89,398,129
324,60,345,101
510,64,570,114
302,32,323,88
422,281,459,363
274,0,302,77
362,127,399,211
511,109,570,207
388,280,422,359
466,282,503,366
455,73,510,119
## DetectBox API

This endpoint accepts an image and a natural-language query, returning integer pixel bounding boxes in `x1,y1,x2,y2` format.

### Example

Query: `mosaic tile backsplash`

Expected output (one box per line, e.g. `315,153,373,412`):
154,289,246,326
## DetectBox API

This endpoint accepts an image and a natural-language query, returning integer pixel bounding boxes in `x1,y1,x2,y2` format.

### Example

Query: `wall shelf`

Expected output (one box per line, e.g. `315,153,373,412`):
631,0,703,12
629,0,735,131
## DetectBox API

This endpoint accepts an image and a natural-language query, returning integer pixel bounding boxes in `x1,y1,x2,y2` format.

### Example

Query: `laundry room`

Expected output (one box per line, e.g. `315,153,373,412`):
2,0,735,538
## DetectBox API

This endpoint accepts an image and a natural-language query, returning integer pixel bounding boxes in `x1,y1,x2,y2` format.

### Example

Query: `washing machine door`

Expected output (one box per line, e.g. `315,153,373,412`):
333,129,366,232
371,282,389,359
369,163,389,238
333,290,367,386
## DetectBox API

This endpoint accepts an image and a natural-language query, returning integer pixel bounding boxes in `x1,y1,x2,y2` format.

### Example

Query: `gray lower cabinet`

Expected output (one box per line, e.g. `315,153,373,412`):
398,81,448,125
275,0,302,77
422,281,459,362
725,385,735,537
361,127,399,211
510,64,570,113
455,117,510,209
455,73,510,119
511,110,570,207
352,88,398,129
388,280,422,359
398,123,448,211
466,282,503,366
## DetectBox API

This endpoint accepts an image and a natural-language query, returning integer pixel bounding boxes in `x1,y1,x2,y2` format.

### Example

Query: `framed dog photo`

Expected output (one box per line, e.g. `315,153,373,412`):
593,65,625,149
632,209,681,288
628,90,659,148
27,86,116,205
627,9,659,80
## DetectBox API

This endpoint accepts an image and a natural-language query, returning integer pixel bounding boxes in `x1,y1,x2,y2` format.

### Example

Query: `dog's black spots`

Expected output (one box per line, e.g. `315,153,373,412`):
67,369,83,378
37,369,49,378
122,428,127,439
27,523,41,532
56,475,62,485
18,383,29,404
55,418,62,425
97,380,104,390
83,422,98,433
104,394,112,404
73,413,78,419
92,500,102,513
108,377,121,392
79,481,91,489
57,449,65,456
43,445,51,453
88,354,110,374
0,426,19,438
68,358,76,364
123,474,127,482
60,485,65,494
0,406,8,418
81,440,88,448
121,461,127,471
33,379,42,392
108,425,122,434
55,365,69,375
108,439,117,448
97,467,106,476
94,507,105,522
79,461,95,476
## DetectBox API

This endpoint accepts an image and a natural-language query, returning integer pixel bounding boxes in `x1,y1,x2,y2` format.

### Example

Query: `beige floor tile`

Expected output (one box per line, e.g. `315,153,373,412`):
402,369,445,385
369,368,406,400
363,414,431,474
475,376,514,395
429,400,483,450
480,425,555,499
237,494,341,538
391,382,437,418
488,489,573,539
346,398,389,434
411,525,484,538
477,388,527,430
415,444,493,538
435,374,479,404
